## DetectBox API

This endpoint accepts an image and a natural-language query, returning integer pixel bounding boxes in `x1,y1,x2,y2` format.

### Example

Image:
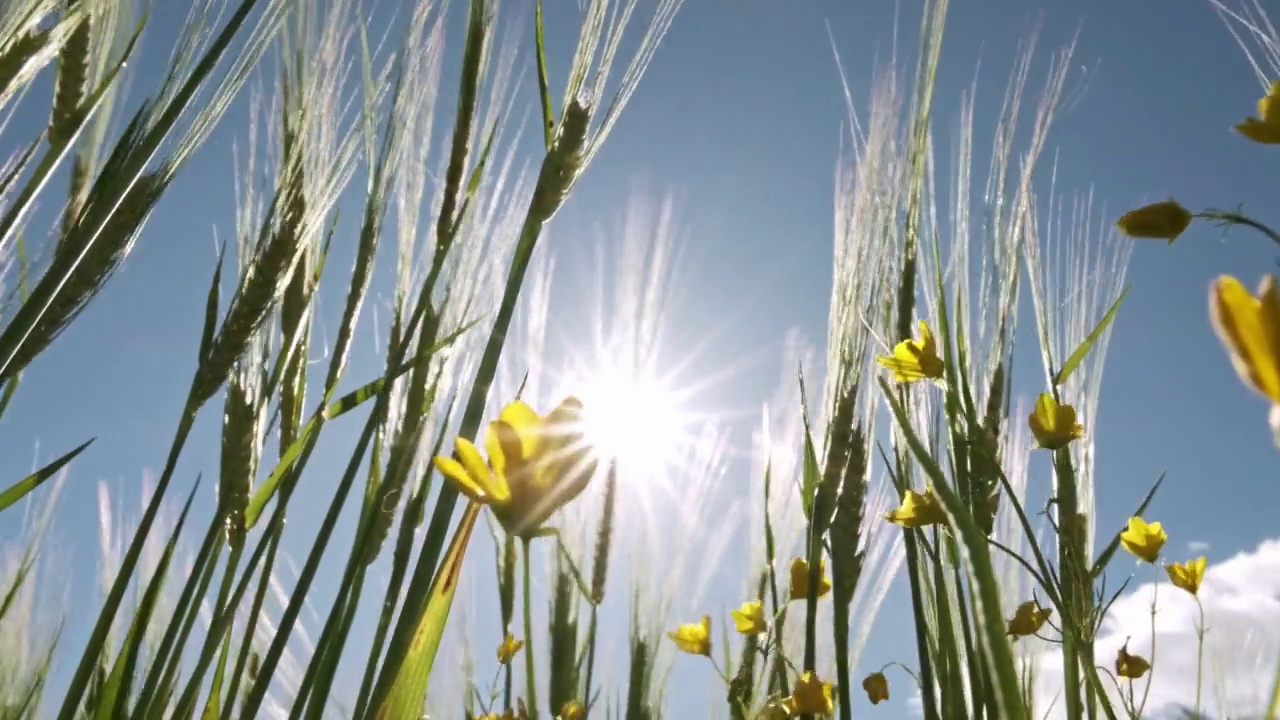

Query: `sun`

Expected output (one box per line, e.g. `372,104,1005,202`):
573,364,689,479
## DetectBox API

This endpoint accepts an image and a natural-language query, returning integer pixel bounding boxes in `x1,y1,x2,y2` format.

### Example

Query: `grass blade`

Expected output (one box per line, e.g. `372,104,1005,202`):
1053,286,1129,387
372,502,482,720
0,438,93,514
95,476,201,720
534,0,555,150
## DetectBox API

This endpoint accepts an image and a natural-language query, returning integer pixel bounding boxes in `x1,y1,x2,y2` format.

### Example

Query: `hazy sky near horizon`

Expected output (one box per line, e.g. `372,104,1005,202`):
3,0,1280,717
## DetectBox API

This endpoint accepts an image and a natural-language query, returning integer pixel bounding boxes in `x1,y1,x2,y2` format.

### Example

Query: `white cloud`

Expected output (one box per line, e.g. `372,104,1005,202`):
1188,540,1211,553
1029,538,1280,719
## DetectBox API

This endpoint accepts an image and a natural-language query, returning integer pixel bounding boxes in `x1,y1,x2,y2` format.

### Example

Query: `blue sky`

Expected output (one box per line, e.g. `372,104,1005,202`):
3,0,1280,717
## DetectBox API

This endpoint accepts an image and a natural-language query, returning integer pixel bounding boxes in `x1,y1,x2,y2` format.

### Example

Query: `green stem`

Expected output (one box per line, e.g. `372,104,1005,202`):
1136,574,1159,718
1196,210,1280,250
523,536,539,720
1194,597,1204,716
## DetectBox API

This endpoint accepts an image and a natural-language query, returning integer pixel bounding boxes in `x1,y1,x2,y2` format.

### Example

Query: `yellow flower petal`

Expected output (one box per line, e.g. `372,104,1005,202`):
730,600,767,635
1119,516,1166,564
783,671,834,715
1237,82,1280,143
788,557,832,601
1006,600,1052,639
1116,643,1151,680
497,633,524,664
1236,118,1280,143
875,320,945,383
668,616,712,656
456,438,510,502
1028,392,1084,450
883,486,948,529
1210,275,1280,405
457,397,598,538
1115,200,1194,242
1166,556,1207,596
432,455,491,504
862,671,890,704
499,400,544,458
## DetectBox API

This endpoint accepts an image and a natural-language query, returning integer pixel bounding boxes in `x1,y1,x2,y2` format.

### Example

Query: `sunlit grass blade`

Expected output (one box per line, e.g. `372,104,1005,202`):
131,521,223,719
167,497,292,719
6,621,62,720
1053,287,1130,387
243,358,433,528
0,438,92,514
534,0,555,150
198,629,231,720
236,410,382,717
94,475,200,720
0,134,41,210
880,377,1027,720
428,0,487,286
0,16,141,267
446,118,500,242
0,5,85,112
197,242,226,368
372,502,482,720
352,409,455,719
47,0,92,147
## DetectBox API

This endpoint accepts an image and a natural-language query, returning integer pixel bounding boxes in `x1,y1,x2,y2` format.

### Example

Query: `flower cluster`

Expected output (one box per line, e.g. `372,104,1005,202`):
666,555,902,715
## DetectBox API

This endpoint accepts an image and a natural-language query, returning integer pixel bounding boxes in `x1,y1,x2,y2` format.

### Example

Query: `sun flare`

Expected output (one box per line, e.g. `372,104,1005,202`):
574,365,688,479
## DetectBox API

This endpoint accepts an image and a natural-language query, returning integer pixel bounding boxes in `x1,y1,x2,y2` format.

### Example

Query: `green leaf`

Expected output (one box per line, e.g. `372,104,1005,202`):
1054,286,1129,387
373,502,481,720
0,438,93,514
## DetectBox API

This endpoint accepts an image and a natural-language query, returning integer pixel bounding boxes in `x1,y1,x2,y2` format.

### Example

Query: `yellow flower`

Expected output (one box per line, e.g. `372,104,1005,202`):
862,671,889,704
1115,200,1194,243
1006,601,1052,639
558,700,585,720
1120,517,1167,564
1210,275,1280,409
475,713,518,720
668,615,711,656
1028,392,1084,450
731,600,767,635
883,486,948,529
497,632,524,665
433,398,598,538
876,320,945,383
783,671,834,716
1115,642,1151,680
1166,556,1207,596
1235,80,1280,143
789,557,832,601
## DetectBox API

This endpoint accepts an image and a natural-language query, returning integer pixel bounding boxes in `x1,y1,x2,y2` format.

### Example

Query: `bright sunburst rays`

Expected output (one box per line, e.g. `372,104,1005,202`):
485,190,746,709
572,361,692,481
496,190,745,503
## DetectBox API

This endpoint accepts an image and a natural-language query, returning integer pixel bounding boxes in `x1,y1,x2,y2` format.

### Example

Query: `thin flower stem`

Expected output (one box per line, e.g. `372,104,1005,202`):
1196,209,1280,250
522,536,539,720
1194,596,1205,715
707,654,731,686
1136,570,1159,718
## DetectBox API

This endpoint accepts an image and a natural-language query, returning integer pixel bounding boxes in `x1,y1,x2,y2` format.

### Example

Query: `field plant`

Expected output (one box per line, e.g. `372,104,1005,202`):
0,0,1278,718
